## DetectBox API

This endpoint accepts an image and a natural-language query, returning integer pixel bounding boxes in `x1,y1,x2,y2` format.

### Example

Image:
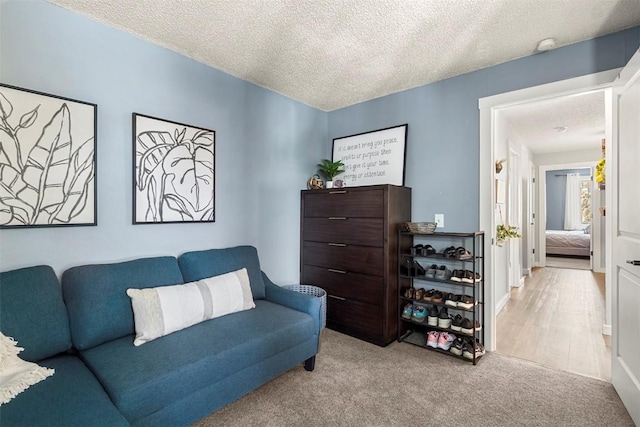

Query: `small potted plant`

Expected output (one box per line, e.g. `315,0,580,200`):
317,159,345,188
496,224,521,247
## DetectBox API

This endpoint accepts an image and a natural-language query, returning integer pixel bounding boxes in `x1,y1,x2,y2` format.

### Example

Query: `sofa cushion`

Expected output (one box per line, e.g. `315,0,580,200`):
62,256,184,350
0,265,72,361
0,354,129,427
80,300,314,422
127,268,255,346
178,245,266,299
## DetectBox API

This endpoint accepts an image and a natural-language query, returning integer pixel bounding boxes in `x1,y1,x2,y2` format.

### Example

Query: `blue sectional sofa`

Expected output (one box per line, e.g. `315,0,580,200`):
0,246,322,426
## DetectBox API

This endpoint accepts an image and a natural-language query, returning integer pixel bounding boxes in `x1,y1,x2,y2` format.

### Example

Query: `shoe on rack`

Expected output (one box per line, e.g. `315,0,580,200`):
423,245,436,256
437,332,456,351
457,295,476,310
425,264,438,278
451,314,463,331
431,290,444,304
450,270,464,282
461,270,482,284
427,305,439,326
411,304,427,323
435,265,450,280
410,244,424,256
442,246,457,258
463,340,485,360
415,288,425,300
404,287,415,299
437,307,452,329
426,331,440,348
455,247,473,260
423,289,435,301
461,318,482,334
444,293,459,307
401,303,413,320
450,336,465,356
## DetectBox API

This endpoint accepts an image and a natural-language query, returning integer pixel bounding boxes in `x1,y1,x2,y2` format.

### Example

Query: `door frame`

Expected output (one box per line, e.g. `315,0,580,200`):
478,68,620,352
537,162,597,269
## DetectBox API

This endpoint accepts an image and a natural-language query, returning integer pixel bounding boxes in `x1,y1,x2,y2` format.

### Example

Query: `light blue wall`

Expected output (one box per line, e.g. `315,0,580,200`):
546,168,591,230
328,27,640,233
0,1,325,282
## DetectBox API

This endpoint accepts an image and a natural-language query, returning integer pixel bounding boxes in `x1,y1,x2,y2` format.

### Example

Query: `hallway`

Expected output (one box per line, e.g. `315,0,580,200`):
496,267,610,380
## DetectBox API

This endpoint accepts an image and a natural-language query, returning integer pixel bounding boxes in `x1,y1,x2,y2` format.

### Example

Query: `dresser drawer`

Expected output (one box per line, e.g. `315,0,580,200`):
326,296,382,336
302,264,382,305
303,189,384,218
302,218,383,247
302,241,384,276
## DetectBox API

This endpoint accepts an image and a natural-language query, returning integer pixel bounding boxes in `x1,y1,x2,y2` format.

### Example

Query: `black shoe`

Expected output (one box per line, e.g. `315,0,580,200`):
427,305,439,326
443,246,456,258
450,270,464,282
445,293,459,307
423,245,436,256
461,270,481,283
437,307,452,329
451,314,463,331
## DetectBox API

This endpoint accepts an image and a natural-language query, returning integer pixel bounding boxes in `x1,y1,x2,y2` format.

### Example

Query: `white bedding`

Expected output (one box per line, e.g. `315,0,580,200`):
546,230,591,257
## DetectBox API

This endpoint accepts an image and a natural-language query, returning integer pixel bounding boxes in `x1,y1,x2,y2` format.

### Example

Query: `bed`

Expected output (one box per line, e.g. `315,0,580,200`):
546,229,591,257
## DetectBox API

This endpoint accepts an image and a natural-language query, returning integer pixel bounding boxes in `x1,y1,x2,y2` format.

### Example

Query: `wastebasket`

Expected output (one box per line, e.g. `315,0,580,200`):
283,285,326,329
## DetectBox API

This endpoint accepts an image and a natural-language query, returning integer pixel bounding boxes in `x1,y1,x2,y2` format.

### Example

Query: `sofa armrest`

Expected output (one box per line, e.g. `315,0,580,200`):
263,273,322,336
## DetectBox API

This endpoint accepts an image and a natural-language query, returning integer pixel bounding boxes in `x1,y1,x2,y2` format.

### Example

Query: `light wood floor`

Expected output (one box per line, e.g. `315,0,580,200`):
496,267,611,381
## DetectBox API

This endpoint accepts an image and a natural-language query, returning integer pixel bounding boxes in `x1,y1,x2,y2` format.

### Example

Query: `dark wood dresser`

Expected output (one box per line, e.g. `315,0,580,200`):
300,185,411,346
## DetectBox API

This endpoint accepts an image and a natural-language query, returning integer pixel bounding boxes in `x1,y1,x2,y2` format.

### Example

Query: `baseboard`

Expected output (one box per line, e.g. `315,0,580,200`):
602,324,611,336
594,266,606,274
496,293,510,314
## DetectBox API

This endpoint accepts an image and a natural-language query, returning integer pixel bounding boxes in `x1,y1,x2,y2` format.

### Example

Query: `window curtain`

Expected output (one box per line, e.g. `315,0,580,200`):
564,173,582,230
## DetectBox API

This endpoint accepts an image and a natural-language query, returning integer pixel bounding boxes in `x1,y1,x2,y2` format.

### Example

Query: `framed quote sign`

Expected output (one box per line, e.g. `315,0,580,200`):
332,124,407,187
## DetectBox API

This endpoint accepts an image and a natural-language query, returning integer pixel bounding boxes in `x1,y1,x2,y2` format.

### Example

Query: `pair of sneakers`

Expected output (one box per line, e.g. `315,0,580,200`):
451,315,482,334
426,306,452,328
426,264,451,280
402,303,427,323
462,339,486,360
450,269,482,283
426,331,456,351
449,337,485,360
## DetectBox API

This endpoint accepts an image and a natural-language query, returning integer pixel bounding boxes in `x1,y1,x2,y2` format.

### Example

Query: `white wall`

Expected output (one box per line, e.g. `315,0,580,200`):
494,113,533,313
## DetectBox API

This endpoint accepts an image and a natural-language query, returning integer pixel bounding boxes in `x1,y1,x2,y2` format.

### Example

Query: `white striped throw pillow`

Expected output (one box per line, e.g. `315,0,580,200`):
127,268,255,346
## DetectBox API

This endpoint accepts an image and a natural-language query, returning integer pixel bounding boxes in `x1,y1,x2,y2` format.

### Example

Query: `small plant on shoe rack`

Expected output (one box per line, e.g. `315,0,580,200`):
496,224,521,247
317,159,345,188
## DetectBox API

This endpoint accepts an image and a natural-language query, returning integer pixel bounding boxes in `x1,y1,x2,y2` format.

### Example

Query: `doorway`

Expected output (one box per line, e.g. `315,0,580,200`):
492,91,609,380
479,69,619,353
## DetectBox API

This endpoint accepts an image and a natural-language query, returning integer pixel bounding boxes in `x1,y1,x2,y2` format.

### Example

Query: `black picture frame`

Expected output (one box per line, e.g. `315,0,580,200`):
132,113,215,224
332,124,408,187
0,83,97,229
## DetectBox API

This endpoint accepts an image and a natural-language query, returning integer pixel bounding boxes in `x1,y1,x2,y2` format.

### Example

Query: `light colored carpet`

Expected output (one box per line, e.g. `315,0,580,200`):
193,329,633,427
545,256,591,270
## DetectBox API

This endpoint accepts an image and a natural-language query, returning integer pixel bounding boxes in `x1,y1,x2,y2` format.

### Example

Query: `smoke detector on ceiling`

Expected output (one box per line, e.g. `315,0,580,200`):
536,38,556,52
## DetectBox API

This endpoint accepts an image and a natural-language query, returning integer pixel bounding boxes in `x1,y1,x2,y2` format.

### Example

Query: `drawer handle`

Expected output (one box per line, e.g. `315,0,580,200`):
328,294,346,301
328,243,347,247
328,268,347,274
329,190,347,194
328,217,347,220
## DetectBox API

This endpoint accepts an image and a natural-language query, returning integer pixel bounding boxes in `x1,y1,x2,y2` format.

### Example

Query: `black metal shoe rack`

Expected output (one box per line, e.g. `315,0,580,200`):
397,230,485,365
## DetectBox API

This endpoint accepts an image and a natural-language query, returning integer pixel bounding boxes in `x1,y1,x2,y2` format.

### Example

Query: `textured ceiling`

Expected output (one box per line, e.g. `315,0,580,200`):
48,0,640,111
500,91,605,154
